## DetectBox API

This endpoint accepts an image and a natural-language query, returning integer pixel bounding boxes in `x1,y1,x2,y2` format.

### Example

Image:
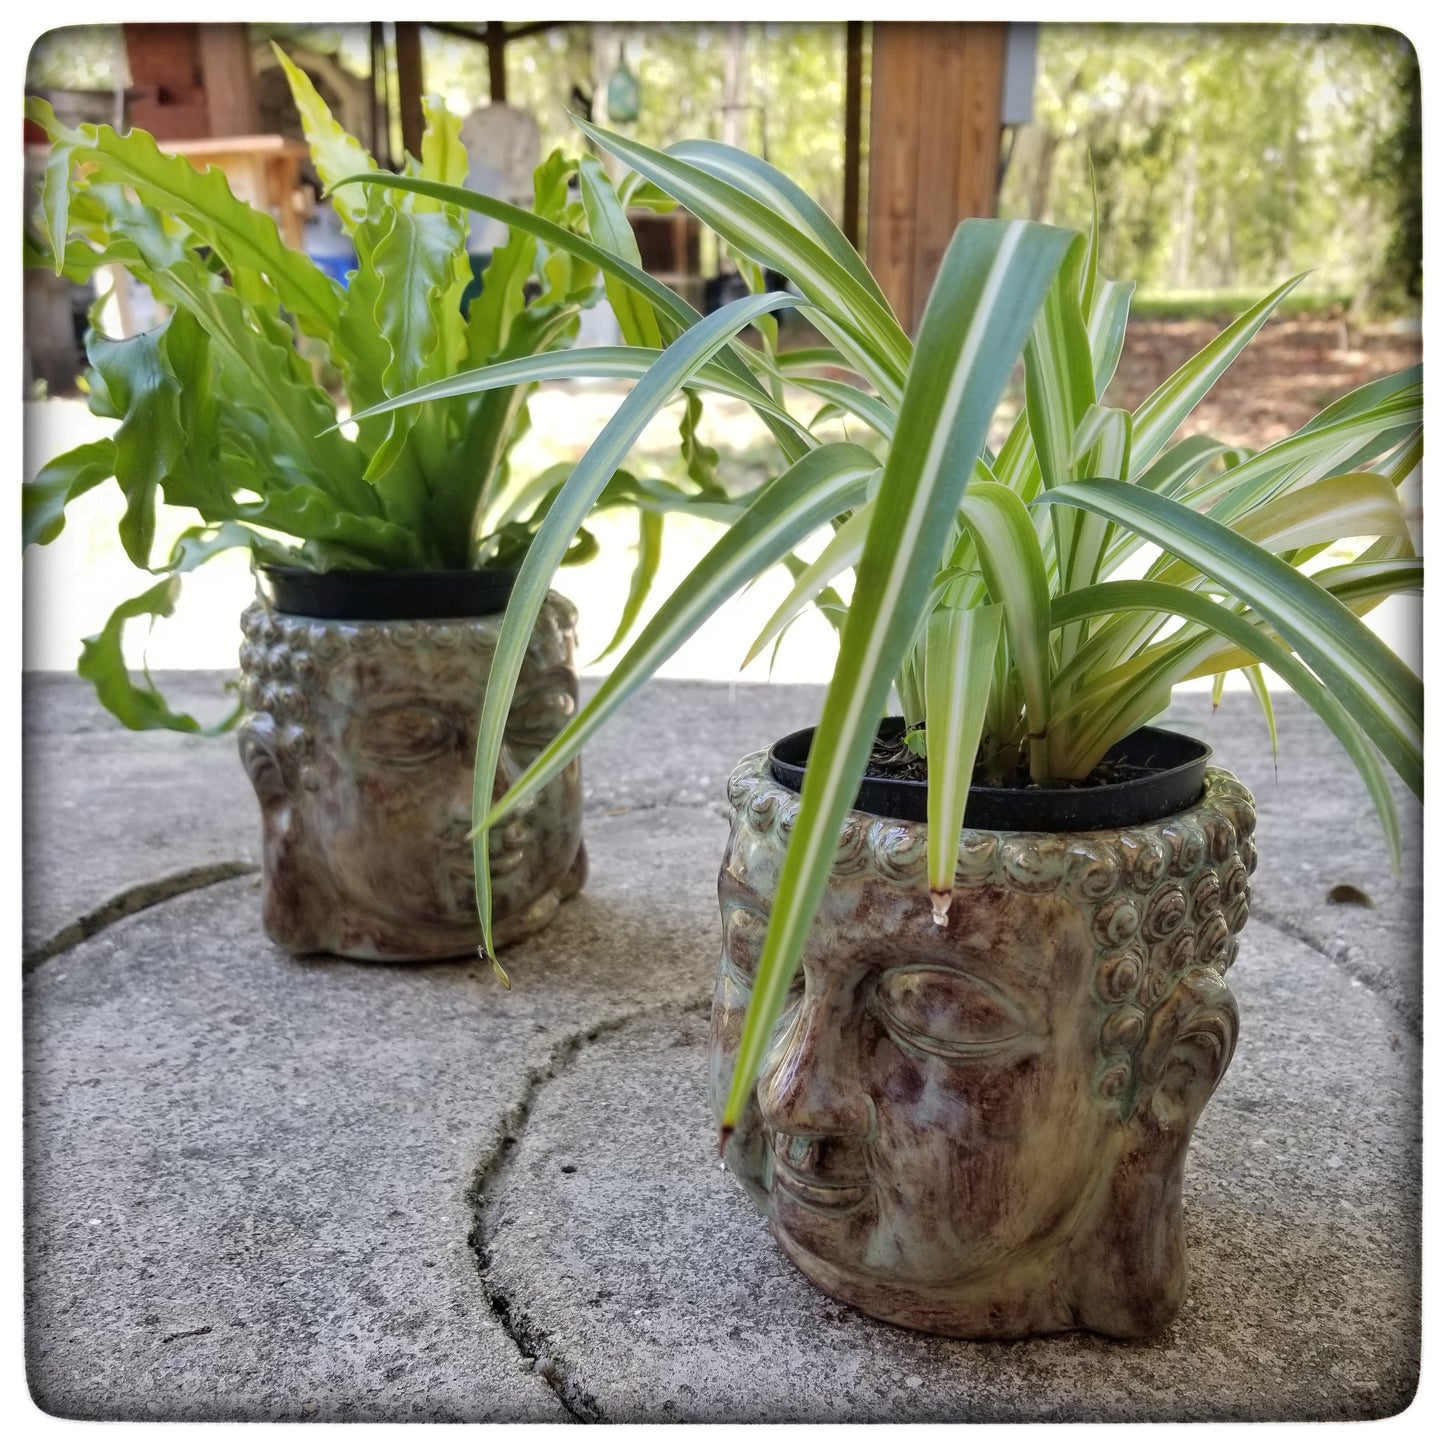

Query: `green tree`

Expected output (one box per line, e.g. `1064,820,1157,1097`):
26,26,127,90
999,24,1420,309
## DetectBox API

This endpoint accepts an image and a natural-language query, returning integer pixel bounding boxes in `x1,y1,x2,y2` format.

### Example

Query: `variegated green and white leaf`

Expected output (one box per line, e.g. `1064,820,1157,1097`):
956,481,1055,780
1045,478,1423,800
768,373,896,440
575,120,911,402
741,503,873,668
1150,471,1413,590
1128,274,1307,477
1025,237,1095,489
343,346,806,435
1052,579,1405,868
720,217,1075,1136
483,442,881,831
1241,663,1280,763
467,288,807,962
923,603,1003,919
773,346,852,375
579,155,665,350
666,137,895,316
1086,278,1134,396
1185,384,1422,521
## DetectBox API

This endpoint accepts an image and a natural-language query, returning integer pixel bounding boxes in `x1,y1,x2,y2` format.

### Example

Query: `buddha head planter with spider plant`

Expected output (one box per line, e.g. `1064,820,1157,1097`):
710,749,1253,1338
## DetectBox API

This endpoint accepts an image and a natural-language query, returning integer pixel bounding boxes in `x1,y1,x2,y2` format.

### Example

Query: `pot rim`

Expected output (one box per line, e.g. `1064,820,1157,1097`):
767,719,1213,833
259,564,518,621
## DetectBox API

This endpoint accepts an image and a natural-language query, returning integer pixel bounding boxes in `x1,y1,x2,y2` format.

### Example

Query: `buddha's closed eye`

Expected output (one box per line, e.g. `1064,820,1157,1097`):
873,966,1035,1059
356,705,461,764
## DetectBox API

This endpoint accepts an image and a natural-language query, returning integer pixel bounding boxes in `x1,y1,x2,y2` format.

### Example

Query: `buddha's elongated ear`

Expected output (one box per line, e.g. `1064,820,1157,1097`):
1069,967,1238,1337
238,711,287,804
1136,968,1239,1128
239,710,335,953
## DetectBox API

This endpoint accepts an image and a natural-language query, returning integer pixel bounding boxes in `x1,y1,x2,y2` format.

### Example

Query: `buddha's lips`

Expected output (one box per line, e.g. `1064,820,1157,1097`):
769,1132,872,1213
441,827,529,879
485,843,528,877
771,1157,871,1213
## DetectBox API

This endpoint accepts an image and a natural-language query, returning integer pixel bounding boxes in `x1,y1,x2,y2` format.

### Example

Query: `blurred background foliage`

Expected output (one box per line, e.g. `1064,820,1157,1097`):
997,24,1420,315
27,20,1419,315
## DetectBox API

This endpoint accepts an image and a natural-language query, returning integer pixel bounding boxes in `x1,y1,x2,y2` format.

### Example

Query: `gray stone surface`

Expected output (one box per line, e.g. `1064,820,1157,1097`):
1157,692,1422,1036
24,804,725,1422
22,673,258,961
22,672,1423,1423
575,676,829,815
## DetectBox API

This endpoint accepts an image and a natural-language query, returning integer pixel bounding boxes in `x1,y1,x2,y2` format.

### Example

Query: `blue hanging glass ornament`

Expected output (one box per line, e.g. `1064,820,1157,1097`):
607,46,640,124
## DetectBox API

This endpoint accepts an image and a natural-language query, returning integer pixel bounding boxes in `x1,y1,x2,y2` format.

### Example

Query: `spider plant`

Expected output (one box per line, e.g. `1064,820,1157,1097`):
341,124,1422,1135
22,50,730,730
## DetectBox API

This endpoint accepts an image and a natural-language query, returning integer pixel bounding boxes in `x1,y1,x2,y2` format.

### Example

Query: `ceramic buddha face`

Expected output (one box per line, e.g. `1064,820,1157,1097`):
710,750,1254,1339
237,595,585,961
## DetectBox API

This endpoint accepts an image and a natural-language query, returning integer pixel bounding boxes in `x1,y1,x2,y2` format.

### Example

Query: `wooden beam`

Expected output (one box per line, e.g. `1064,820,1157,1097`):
500,20,563,44
865,22,1007,334
842,20,863,249
487,21,508,103
910,26,969,321
422,20,563,47
395,22,425,160
196,24,257,137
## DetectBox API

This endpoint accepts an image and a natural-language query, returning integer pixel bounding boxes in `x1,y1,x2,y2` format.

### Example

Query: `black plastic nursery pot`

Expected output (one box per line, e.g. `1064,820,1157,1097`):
768,718,1212,832
261,565,518,621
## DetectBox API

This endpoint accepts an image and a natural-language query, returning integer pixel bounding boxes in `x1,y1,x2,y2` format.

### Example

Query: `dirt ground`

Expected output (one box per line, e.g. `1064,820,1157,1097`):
1105,317,1422,452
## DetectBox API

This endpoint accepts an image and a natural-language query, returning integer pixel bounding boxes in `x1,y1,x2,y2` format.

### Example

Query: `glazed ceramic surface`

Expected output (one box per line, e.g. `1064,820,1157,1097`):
237,591,585,961
711,746,1257,1339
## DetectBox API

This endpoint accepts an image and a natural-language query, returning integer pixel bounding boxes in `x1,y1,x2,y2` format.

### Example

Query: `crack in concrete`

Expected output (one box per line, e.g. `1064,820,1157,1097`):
1248,901,1421,1040
160,1325,214,1345
22,861,260,972
465,998,710,1425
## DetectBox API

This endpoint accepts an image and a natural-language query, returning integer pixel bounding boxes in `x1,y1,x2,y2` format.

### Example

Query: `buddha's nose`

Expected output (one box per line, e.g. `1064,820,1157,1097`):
756,981,873,1141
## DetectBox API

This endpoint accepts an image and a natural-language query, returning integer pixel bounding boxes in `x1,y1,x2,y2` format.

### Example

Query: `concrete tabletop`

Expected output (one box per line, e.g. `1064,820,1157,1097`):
22,673,1422,1423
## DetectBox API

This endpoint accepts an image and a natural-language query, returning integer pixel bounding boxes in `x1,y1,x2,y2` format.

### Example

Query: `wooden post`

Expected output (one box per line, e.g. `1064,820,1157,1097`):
124,24,258,140
122,23,209,140
487,22,508,103
196,25,258,137
369,22,391,167
395,22,425,161
866,22,1006,334
842,20,863,250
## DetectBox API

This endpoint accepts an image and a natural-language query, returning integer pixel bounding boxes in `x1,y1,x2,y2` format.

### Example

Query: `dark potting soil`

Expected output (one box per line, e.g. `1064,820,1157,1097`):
865,726,1158,793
